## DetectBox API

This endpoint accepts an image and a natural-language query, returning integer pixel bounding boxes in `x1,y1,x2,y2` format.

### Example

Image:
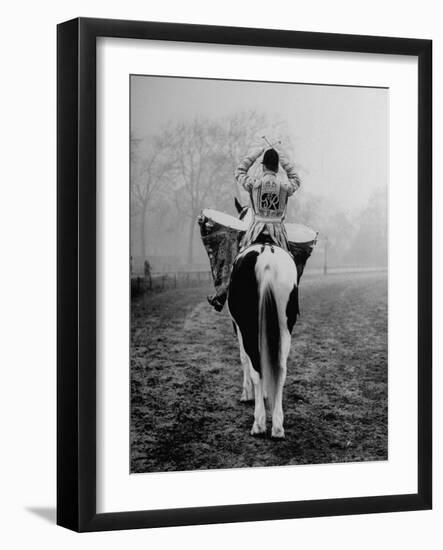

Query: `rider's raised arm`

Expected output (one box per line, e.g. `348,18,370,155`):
234,146,265,192
279,149,301,196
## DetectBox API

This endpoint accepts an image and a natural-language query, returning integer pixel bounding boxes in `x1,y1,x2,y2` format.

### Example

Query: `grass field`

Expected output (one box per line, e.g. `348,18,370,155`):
130,271,387,473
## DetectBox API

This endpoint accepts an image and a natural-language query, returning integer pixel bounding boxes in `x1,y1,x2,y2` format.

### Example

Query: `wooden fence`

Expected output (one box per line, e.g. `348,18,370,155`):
131,270,212,297
131,266,387,298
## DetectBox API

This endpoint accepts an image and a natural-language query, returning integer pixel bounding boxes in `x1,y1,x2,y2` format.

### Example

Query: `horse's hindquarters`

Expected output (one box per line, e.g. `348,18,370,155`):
228,245,298,438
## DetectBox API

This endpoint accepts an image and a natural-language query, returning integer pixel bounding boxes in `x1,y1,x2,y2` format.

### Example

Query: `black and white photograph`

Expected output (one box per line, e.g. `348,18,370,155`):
0,0,437,543
130,75,388,474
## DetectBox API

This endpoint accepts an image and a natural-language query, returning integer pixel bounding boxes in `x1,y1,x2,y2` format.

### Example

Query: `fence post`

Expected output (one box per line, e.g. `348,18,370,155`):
323,237,328,275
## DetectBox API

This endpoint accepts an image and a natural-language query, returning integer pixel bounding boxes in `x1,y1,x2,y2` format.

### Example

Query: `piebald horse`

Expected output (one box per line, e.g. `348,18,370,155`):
228,199,299,439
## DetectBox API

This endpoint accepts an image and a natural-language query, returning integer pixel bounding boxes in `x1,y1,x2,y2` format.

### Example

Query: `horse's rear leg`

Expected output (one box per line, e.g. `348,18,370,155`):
271,369,286,439
271,329,290,439
250,367,266,436
237,329,254,402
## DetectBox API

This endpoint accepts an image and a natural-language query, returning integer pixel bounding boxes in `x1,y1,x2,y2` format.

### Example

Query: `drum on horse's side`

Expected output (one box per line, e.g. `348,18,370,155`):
198,209,245,292
198,208,318,289
285,223,318,246
285,223,318,282
199,208,317,250
198,209,248,237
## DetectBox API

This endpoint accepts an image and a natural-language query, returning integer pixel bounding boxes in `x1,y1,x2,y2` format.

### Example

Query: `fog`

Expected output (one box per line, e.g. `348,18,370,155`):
130,75,388,273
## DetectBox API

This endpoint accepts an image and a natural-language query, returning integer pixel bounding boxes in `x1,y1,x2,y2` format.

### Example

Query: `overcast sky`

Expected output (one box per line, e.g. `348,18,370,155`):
131,75,388,211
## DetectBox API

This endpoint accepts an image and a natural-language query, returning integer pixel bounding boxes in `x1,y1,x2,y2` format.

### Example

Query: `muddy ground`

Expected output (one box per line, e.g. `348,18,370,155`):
130,271,387,473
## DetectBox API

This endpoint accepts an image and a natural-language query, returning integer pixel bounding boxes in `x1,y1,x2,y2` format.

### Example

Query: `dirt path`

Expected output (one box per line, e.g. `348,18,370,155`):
130,272,387,473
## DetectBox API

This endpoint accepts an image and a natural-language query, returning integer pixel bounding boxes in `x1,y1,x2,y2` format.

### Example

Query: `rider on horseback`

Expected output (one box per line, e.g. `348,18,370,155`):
206,141,302,312
236,144,301,253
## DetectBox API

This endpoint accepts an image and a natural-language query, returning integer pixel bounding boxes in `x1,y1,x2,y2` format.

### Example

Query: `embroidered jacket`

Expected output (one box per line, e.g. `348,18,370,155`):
234,146,301,250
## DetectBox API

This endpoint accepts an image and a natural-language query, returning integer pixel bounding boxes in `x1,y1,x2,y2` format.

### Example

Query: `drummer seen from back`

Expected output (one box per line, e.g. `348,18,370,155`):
235,143,301,253
205,141,302,312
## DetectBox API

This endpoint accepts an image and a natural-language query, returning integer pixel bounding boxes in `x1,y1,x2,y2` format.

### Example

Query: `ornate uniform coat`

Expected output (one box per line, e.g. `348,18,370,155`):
199,146,310,311
235,146,301,251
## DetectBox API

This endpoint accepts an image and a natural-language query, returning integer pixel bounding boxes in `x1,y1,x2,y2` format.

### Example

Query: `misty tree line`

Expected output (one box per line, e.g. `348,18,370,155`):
131,111,387,272
287,186,387,270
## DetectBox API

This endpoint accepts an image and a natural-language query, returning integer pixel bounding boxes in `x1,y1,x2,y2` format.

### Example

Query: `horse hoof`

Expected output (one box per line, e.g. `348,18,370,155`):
251,430,267,438
241,398,255,404
240,387,254,402
251,422,266,436
271,427,285,440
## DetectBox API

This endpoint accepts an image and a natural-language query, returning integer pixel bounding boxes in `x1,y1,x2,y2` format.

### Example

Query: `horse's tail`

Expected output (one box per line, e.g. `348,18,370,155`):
259,268,281,411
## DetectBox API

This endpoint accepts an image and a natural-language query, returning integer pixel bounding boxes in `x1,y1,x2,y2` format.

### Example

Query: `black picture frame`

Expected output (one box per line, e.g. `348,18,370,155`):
57,17,432,532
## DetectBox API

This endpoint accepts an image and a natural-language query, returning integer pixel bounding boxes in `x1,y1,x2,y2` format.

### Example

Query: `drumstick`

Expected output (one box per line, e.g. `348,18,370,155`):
261,135,282,149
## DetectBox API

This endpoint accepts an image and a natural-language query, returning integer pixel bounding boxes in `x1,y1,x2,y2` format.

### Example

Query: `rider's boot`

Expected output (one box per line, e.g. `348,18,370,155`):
207,290,227,312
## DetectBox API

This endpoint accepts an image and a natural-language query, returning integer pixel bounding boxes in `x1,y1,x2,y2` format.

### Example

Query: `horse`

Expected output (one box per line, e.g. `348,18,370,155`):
228,199,300,439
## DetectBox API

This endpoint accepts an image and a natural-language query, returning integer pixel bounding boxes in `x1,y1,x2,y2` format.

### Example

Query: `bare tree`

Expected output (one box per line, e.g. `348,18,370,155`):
222,110,267,194
131,132,174,264
221,110,294,197
130,111,298,267
345,187,387,267
165,118,232,264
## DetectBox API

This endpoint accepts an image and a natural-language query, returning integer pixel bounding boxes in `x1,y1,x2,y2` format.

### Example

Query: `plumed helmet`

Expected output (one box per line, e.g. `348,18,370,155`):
262,148,279,172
